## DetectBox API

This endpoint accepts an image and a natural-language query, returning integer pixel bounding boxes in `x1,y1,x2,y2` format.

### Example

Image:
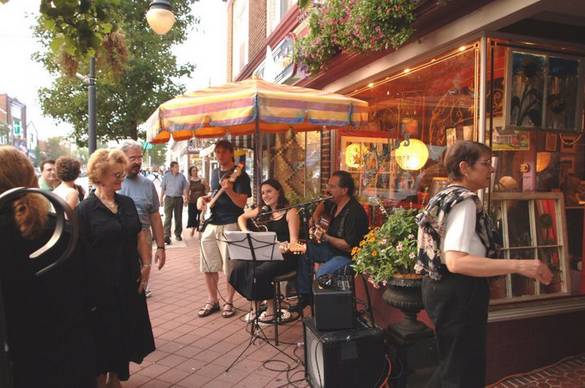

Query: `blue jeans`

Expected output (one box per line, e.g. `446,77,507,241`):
296,241,351,295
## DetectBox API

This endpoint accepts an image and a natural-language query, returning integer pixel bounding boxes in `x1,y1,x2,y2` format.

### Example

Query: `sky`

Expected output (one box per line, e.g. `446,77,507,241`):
0,0,227,140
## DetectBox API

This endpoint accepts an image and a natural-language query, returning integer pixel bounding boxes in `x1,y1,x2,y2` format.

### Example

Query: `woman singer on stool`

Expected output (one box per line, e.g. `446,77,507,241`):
229,178,300,323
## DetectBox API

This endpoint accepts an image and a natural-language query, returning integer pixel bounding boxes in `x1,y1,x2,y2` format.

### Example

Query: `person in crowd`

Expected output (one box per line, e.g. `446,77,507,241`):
197,140,251,318
186,166,208,237
53,156,83,209
119,140,166,298
416,140,553,387
0,146,96,387
292,170,369,313
160,161,188,245
38,159,59,191
230,178,300,323
77,149,155,388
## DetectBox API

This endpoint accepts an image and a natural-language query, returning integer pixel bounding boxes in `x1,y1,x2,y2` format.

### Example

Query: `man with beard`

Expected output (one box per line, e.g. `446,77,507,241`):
119,140,166,297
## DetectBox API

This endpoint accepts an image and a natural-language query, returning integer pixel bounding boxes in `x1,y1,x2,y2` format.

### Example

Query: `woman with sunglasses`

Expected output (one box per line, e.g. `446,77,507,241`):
77,149,155,388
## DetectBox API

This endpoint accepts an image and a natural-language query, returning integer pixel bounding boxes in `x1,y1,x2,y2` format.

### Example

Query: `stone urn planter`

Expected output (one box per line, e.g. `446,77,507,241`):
382,274,432,340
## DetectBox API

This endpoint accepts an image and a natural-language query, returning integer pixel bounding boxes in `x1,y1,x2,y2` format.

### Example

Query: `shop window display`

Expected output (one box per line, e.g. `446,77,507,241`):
349,44,479,205
490,192,571,301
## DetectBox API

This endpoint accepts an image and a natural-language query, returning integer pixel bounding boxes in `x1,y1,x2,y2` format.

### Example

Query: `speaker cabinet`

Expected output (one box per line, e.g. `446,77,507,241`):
303,317,386,388
312,279,354,331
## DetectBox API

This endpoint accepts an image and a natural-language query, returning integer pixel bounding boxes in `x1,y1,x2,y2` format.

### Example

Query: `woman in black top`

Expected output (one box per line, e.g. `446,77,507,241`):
0,145,95,388
187,165,208,236
229,179,300,323
77,149,155,388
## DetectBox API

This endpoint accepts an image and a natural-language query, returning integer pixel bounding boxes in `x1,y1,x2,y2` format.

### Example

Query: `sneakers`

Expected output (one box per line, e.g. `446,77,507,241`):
288,294,312,313
164,237,171,245
176,235,182,241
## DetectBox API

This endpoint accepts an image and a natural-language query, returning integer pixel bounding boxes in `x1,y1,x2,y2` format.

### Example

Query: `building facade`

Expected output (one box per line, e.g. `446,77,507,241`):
226,0,585,383
0,94,27,154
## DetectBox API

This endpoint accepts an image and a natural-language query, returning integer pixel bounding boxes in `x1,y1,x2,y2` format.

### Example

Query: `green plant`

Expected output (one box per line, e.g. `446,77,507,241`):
352,208,419,284
295,0,416,74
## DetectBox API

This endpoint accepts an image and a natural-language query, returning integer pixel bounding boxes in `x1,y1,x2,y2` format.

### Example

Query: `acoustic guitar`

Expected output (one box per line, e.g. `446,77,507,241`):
280,241,307,255
308,201,333,244
198,163,245,233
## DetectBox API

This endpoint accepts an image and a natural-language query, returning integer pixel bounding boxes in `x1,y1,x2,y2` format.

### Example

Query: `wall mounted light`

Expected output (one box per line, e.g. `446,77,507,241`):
146,0,176,35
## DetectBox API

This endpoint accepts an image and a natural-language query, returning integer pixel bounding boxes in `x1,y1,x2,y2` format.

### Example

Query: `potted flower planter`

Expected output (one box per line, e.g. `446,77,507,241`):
382,274,432,340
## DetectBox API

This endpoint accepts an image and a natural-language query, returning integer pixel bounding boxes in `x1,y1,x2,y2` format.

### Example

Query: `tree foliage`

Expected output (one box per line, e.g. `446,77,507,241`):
34,0,197,144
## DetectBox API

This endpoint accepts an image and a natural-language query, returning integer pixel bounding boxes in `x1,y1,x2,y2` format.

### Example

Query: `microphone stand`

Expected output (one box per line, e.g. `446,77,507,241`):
256,196,332,219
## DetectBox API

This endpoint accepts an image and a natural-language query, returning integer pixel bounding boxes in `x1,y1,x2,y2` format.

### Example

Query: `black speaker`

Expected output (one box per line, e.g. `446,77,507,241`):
312,279,354,331
303,317,386,388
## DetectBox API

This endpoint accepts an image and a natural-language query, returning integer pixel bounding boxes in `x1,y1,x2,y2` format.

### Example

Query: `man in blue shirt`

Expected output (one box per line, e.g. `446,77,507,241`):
119,140,166,296
160,161,189,245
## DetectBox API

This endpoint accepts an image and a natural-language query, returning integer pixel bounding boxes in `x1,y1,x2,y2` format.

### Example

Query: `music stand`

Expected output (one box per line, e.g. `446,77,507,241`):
223,231,297,372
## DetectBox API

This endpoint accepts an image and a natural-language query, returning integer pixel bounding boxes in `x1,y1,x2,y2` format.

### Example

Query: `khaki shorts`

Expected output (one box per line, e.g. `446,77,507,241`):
199,223,240,275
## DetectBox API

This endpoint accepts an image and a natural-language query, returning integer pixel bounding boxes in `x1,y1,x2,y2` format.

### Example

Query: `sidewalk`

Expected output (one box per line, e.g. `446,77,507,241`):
126,232,308,388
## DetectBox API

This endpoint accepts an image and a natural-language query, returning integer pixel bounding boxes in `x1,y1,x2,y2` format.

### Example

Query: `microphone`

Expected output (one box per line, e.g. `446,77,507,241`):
257,196,332,217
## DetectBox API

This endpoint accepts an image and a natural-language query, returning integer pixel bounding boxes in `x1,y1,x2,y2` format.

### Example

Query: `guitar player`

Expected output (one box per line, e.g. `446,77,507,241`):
290,170,369,313
197,140,252,318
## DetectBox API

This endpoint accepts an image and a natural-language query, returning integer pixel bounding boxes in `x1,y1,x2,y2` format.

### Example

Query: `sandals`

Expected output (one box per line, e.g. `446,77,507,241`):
221,302,235,318
198,302,220,318
258,311,275,324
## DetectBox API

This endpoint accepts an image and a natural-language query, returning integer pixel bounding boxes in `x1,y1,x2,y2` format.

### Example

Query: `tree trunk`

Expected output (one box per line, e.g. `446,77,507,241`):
129,122,138,140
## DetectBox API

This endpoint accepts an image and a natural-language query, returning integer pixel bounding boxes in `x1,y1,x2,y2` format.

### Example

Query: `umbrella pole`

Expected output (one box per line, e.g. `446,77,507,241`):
254,117,262,205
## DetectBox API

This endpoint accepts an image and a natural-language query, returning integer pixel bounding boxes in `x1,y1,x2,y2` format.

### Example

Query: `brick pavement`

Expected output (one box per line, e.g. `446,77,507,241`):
125,233,309,388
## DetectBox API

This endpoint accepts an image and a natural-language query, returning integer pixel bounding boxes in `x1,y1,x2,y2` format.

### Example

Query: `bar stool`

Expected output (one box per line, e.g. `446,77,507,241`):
272,270,297,345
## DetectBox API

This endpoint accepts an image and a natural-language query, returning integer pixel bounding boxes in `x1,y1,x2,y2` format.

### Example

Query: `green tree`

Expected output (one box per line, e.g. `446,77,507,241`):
34,0,197,144
40,136,72,160
146,143,167,168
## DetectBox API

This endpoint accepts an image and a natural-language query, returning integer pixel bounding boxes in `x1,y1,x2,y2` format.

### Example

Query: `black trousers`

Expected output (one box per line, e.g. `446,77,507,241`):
422,273,489,388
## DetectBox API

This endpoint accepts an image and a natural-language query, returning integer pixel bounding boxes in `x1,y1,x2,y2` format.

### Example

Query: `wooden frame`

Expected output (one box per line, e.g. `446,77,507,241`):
503,48,584,133
490,192,571,304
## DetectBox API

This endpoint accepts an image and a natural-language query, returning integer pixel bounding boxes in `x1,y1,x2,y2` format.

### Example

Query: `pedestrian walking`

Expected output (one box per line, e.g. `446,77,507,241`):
160,161,188,245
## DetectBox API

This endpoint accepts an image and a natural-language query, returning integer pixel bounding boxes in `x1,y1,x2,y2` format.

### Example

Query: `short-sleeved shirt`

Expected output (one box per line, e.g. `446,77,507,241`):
210,167,251,225
119,174,160,229
161,172,188,197
38,177,54,191
323,197,369,257
441,199,487,261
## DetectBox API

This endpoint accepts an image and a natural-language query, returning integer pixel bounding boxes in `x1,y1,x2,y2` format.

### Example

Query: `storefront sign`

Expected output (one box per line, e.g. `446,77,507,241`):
253,35,295,84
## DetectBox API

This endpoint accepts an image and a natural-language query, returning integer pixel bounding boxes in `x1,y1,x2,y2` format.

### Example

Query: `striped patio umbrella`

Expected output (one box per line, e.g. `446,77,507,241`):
145,79,368,199
146,79,368,143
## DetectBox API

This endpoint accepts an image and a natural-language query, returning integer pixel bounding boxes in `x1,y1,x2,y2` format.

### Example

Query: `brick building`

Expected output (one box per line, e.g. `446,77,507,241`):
226,0,585,384
0,94,27,153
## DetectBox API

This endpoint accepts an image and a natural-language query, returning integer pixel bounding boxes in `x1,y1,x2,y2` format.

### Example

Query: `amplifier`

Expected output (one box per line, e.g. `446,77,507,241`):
303,317,386,388
312,278,354,331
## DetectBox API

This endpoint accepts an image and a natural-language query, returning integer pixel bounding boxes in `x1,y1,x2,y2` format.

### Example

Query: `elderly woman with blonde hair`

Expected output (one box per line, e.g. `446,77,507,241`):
77,148,155,388
0,145,95,387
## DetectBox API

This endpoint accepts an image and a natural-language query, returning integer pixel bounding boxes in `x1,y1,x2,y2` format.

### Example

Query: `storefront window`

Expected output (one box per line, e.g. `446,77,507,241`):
349,43,479,205
263,130,321,203
488,39,585,296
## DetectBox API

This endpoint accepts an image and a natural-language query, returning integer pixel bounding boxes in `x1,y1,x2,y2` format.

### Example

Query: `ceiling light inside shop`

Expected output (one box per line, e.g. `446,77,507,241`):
458,46,466,52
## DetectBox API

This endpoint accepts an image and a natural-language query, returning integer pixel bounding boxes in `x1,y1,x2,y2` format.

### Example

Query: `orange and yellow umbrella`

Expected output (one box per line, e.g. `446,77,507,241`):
146,79,368,144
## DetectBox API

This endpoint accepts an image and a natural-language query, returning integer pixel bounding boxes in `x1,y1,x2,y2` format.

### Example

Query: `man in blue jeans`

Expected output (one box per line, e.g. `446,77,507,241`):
291,170,369,312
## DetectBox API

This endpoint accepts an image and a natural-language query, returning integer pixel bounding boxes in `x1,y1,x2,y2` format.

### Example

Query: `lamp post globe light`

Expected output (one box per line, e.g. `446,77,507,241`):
146,0,176,35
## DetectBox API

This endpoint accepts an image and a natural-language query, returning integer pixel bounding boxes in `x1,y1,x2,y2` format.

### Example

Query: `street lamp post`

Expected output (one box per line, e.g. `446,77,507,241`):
88,57,96,155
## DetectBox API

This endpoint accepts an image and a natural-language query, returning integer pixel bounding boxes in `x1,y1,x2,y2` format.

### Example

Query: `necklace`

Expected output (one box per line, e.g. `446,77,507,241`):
95,191,118,213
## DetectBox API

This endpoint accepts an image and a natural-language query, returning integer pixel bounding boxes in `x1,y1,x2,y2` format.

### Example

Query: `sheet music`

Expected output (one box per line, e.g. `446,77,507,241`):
224,231,284,262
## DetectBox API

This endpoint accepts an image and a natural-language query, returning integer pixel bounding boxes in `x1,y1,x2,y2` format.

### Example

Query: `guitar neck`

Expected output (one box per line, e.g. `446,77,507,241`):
207,188,225,209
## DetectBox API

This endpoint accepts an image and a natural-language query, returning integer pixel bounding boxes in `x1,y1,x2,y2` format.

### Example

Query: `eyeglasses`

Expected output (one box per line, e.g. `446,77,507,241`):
112,171,127,180
128,155,143,162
